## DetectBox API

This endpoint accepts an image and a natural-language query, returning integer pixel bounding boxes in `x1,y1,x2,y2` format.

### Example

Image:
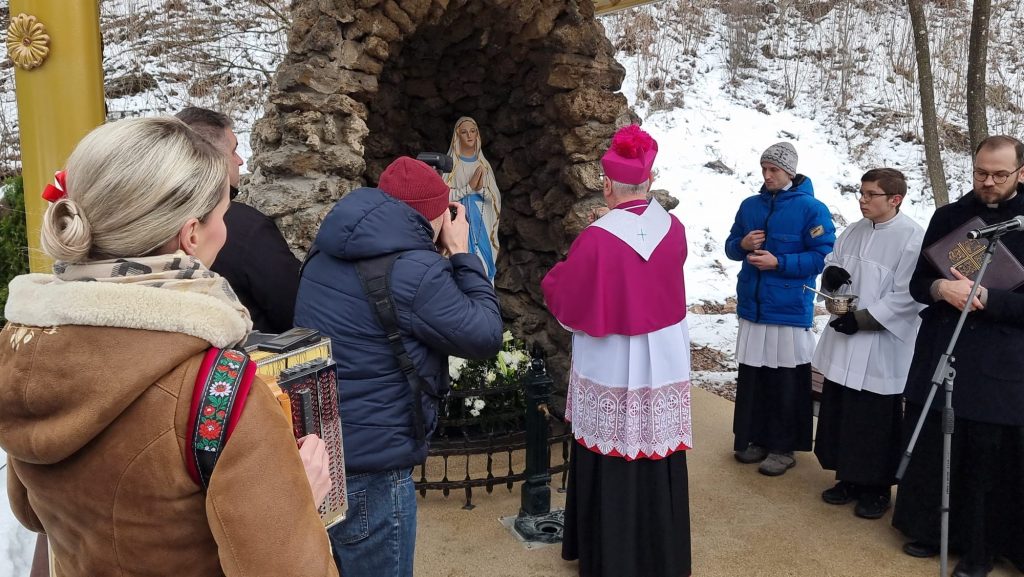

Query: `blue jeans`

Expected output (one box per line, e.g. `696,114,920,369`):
328,468,417,577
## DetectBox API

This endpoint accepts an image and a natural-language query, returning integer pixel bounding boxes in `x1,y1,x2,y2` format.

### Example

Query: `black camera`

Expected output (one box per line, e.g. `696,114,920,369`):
416,152,453,175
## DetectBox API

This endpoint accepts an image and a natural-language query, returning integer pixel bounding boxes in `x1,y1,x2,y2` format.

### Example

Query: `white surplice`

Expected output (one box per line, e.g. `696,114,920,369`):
811,212,925,395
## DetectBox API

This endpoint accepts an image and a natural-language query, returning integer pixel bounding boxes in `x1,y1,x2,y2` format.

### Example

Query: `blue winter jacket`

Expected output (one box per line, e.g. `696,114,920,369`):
294,188,503,474
724,175,835,327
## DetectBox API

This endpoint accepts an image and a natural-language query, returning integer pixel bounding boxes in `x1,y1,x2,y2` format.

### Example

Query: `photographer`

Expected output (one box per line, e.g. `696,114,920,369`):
294,156,503,577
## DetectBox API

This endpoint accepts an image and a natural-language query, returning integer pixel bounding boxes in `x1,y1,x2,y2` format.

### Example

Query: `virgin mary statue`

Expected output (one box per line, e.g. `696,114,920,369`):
446,116,500,281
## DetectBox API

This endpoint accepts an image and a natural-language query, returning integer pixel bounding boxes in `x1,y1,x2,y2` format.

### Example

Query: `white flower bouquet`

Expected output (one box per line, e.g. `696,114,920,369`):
443,331,531,423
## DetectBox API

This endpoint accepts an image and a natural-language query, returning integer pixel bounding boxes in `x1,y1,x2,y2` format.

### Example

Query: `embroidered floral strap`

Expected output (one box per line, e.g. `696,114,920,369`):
185,348,255,489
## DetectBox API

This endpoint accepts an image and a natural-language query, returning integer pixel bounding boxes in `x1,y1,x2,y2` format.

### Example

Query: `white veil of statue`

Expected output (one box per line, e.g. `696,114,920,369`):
445,116,501,281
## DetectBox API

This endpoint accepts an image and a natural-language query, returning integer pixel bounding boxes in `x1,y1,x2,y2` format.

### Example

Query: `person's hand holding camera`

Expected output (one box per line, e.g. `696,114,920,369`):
438,202,469,256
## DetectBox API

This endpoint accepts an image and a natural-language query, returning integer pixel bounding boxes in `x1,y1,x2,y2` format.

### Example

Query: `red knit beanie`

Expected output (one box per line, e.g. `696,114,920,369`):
378,157,450,221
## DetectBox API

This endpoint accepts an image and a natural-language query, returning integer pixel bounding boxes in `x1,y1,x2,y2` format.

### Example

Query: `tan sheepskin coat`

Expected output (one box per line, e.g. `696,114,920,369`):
0,274,338,577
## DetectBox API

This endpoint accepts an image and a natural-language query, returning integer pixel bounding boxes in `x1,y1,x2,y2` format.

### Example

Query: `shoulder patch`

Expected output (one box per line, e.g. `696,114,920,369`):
809,225,825,238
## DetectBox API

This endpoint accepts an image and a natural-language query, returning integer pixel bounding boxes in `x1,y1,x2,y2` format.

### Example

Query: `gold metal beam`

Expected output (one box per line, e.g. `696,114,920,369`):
9,1,105,272
593,0,665,16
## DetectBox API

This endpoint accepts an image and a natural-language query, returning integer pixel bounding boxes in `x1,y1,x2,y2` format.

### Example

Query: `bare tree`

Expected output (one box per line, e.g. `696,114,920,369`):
966,0,991,149
907,0,949,207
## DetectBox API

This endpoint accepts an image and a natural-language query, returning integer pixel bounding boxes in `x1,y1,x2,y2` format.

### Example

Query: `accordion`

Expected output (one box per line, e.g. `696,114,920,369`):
246,332,347,527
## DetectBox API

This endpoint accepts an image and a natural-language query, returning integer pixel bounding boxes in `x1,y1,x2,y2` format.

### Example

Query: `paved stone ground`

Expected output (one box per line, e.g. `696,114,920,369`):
413,387,1019,577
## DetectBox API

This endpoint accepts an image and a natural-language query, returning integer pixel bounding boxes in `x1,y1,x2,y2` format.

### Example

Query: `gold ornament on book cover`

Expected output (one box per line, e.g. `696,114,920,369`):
923,216,1024,291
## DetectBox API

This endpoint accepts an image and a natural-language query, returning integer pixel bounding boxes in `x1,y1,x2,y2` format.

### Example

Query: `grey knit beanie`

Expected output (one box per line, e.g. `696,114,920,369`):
760,142,798,176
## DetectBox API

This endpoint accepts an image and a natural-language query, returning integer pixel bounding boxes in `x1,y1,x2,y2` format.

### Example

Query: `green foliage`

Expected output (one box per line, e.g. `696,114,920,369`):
0,176,29,325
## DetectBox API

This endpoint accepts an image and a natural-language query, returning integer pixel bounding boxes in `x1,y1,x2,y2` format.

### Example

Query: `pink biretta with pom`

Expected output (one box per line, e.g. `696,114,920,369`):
600,124,658,185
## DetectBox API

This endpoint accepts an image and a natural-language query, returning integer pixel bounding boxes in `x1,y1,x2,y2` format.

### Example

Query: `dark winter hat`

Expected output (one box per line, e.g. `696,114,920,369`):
378,156,450,221
760,142,798,176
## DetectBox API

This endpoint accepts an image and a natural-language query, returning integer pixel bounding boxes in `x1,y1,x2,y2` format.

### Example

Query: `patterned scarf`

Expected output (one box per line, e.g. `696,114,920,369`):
54,251,252,331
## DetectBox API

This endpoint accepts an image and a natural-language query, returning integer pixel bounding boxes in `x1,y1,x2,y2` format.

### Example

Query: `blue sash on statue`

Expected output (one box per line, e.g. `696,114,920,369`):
460,193,496,281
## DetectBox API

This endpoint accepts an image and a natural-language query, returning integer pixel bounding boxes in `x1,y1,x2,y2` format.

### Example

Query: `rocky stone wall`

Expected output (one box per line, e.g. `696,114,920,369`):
247,0,674,385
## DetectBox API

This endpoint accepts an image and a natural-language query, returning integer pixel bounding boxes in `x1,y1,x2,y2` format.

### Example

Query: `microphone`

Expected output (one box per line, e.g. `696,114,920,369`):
966,215,1024,239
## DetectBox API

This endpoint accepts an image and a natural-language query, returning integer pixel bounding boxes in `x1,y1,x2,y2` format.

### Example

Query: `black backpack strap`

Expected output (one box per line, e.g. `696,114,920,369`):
299,243,321,278
355,253,430,442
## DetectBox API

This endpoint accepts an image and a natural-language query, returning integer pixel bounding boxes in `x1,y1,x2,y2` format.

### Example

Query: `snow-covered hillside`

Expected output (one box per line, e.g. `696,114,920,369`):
0,0,289,173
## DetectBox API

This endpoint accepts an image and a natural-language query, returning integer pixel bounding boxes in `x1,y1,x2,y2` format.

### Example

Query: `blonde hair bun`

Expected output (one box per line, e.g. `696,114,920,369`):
37,117,227,263
40,197,93,263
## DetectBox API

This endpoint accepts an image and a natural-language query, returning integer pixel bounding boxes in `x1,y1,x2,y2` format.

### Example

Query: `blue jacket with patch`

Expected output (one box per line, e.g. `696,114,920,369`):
294,188,503,474
724,175,835,327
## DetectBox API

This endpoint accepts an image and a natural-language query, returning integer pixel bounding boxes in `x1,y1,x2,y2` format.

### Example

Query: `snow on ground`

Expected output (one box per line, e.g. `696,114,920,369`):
610,16,968,363
0,451,34,576
625,26,944,310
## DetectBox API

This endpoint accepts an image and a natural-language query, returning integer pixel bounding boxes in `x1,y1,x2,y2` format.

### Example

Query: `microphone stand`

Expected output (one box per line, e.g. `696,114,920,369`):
895,231,1004,577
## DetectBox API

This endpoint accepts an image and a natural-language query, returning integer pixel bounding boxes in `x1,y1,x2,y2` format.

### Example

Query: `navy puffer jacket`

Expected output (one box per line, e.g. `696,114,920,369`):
294,188,503,474
724,175,836,327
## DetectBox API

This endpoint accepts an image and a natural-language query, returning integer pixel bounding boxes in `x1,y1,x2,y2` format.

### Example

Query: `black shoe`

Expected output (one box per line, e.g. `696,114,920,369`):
821,481,859,505
902,541,939,558
951,557,993,577
853,491,891,519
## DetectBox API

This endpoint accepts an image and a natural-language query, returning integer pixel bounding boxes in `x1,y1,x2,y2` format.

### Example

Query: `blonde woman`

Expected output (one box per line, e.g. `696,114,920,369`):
445,116,501,281
0,117,337,577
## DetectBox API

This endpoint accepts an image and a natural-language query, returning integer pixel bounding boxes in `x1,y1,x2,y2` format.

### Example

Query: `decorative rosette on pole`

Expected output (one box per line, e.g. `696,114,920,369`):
6,13,50,71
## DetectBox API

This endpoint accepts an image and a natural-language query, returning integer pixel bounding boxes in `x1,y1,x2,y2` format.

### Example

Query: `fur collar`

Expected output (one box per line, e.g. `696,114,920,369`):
4,274,249,348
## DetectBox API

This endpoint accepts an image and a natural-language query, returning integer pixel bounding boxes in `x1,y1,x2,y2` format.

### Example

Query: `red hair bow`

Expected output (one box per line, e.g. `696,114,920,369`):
42,170,67,203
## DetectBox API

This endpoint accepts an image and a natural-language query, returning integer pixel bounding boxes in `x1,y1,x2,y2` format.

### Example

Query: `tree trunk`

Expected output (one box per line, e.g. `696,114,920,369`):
967,0,991,150
907,0,949,207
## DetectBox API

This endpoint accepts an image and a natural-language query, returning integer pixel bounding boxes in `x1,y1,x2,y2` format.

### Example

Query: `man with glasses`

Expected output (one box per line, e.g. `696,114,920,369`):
812,168,924,520
893,135,1024,577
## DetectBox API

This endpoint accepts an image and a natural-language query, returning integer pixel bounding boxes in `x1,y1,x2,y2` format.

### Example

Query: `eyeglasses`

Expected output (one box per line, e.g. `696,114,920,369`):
856,191,890,200
973,164,1024,184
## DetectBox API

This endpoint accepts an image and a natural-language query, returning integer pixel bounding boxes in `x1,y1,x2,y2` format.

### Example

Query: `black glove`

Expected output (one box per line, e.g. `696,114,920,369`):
821,266,852,293
829,311,859,335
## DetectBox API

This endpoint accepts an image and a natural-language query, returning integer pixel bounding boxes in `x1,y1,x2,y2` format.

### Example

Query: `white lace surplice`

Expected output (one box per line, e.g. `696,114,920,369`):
565,319,693,459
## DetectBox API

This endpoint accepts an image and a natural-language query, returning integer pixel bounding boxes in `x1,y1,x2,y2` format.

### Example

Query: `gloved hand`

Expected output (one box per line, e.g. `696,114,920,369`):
829,311,859,335
822,266,852,293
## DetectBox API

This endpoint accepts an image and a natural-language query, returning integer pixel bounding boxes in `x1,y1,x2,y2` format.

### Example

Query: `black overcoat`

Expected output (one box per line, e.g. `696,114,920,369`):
904,184,1024,426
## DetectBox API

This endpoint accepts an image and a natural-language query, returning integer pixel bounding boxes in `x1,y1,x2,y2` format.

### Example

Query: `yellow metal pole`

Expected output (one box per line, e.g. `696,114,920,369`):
8,1,104,273
593,0,666,16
